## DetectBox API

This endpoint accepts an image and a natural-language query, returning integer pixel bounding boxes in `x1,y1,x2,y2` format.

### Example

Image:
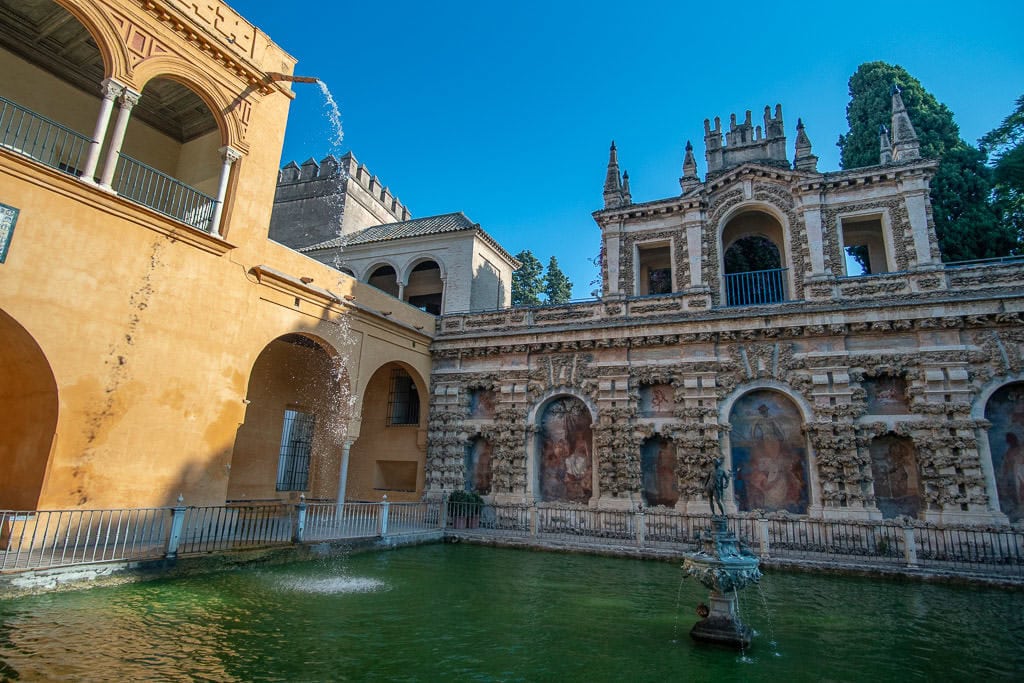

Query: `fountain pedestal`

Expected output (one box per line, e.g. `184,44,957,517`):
682,516,761,648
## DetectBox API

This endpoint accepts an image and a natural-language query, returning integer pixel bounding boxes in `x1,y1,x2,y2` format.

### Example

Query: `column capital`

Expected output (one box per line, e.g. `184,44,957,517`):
119,89,142,108
219,145,243,164
99,78,126,100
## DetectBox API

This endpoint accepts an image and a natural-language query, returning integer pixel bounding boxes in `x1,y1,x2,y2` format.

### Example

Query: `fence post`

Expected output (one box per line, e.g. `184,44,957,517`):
529,502,538,538
293,494,307,543
903,525,918,567
439,494,448,530
759,518,771,558
379,495,390,537
636,508,646,547
165,494,186,560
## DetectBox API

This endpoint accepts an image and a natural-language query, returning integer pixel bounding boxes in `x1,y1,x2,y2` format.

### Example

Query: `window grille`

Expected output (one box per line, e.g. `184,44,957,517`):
276,409,315,491
387,369,420,425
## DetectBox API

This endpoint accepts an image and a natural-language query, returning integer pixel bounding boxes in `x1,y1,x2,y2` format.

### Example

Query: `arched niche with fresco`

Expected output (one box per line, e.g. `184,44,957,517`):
729,389,809,514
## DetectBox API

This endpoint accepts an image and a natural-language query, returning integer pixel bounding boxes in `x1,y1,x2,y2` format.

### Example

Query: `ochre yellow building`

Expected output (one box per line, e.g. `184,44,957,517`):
0,0,434,511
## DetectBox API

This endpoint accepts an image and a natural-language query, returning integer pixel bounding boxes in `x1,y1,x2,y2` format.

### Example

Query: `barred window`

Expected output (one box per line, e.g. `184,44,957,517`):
387,368,420,425
276,408,314,491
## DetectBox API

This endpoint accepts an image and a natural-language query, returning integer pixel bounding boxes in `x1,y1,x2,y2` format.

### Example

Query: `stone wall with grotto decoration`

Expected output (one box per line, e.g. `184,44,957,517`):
426,310,1024,524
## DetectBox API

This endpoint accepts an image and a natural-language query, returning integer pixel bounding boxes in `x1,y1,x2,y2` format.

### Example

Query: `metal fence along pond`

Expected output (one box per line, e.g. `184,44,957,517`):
3,501,1023,581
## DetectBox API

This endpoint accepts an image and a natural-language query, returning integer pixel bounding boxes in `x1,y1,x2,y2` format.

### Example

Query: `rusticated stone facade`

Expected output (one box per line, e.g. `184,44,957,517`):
425,99,1024,526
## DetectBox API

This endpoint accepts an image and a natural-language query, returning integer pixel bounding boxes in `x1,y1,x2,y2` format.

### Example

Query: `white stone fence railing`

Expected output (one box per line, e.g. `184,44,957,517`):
0,497,441,573
3,500,1023,581
446,501,1024,580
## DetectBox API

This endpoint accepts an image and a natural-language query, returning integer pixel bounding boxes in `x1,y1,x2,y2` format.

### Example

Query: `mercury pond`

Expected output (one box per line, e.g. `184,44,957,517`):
1,544,1022,681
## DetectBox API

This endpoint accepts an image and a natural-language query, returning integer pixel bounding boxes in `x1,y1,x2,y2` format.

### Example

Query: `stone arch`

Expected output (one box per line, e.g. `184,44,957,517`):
868,432,922,518
132,61,242,149
0,308,59,510
718,203,793,306
401,254,448,283
345,360,428,502
528,391,596,504
724,385,811,514
50,0,128,82
402,256,445,314
981,379,1024,522
364,261,401,297
228,332,347,502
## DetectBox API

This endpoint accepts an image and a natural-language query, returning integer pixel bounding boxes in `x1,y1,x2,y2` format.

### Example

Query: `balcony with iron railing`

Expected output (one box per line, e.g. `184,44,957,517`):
0,95,216,233
723,267,789,307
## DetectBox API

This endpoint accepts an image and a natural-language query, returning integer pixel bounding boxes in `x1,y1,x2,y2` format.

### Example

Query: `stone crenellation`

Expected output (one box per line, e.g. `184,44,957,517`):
270,151,411,250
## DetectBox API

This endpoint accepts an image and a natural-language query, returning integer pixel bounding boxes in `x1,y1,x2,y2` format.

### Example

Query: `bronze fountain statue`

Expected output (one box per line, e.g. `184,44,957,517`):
682,457,762,648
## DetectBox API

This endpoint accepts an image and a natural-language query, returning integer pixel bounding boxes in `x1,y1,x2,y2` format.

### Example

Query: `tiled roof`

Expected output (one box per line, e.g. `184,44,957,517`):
300,212,518,265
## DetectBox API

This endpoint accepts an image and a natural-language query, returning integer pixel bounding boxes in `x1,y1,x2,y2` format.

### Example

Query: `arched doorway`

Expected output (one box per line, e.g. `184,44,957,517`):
229,334,346,502
729,389,808,513
0,309,58,510
721,210,788,306
536,396,593,503
868,433,922,518
640,436,678,507
346,363,426,502
984,382,1024,522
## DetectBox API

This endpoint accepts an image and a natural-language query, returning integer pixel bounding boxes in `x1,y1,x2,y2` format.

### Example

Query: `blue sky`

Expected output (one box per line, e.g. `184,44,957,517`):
231,0,1024,298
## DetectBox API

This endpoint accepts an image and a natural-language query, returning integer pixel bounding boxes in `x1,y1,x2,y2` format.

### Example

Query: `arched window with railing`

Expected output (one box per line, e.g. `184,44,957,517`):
721,210,790,306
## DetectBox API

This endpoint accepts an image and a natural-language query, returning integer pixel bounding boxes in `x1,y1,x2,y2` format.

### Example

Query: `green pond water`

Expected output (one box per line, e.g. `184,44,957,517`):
1,544,1022,682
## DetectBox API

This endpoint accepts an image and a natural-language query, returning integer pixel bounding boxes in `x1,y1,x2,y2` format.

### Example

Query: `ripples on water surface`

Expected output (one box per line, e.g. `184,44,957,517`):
1,545,1022,681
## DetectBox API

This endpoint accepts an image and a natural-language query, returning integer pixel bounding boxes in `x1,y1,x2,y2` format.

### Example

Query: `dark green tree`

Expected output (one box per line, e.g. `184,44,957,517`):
543,256,573,305
511,249,544,306
838,62,1006,261
929,144,1012,261
838,62,959,169
981,94,1024,253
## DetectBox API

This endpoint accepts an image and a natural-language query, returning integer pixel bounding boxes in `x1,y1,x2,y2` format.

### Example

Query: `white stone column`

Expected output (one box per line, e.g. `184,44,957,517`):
803,205,827,276
80,79,124,184
208,146,243,237
685,221,703,287
397,281,406,301
904,189,935,267
98,88,142,190
336,439,354,506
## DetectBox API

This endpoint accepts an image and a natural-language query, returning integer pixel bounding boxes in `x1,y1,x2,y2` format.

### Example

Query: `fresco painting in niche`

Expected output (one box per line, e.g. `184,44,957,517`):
869,434,921,518
985,382,1024,522
538,397,593,503
468,389,496,419
864,376,910,415
730,390,808,513
641,437,679,506
639,383,674,417
464,437,493,494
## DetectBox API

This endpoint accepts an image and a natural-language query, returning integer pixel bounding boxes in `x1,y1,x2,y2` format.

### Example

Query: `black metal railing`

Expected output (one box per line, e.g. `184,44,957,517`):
0,95,91,177
112,154,216,232
723,267,789,306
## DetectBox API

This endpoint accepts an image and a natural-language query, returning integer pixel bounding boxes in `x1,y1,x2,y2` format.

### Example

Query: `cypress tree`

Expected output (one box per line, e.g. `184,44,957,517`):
511,250,544,306
543,256,573,305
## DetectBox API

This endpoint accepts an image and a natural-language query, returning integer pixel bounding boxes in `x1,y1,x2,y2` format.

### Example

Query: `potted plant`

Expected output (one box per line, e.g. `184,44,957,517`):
447,490,484,529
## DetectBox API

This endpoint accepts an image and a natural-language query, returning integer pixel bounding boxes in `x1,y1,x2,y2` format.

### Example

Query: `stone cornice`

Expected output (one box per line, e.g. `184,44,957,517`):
432,295,1024,357
591,158,941,225
138,0,291,96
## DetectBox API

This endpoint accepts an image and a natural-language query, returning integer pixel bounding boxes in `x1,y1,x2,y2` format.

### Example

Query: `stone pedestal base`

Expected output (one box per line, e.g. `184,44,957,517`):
690,617,753,648
690,590,752,648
